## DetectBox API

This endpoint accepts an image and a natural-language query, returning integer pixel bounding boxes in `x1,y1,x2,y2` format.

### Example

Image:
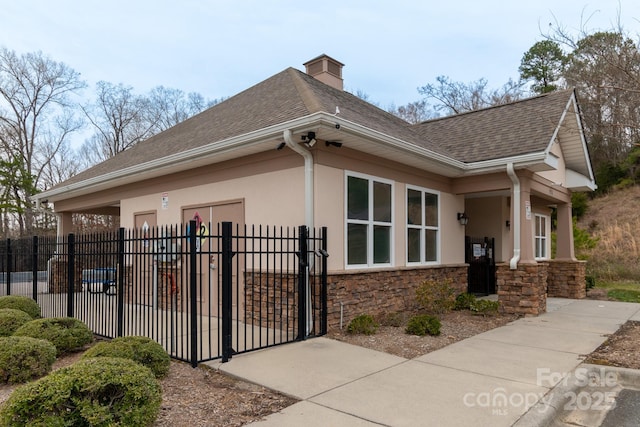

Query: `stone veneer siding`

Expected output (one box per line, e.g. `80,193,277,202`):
326,265,468,331
496,262,547,316
547,260,587,299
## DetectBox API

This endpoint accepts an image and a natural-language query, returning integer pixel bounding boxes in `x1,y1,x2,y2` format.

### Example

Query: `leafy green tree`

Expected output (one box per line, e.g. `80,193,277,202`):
519,40,567,94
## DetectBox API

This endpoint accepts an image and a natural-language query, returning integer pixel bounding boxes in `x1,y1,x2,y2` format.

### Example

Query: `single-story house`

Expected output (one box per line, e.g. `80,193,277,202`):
35,54,596,325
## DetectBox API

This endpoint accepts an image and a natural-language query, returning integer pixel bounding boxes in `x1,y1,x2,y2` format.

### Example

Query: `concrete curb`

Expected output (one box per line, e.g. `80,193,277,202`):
513,364,640,426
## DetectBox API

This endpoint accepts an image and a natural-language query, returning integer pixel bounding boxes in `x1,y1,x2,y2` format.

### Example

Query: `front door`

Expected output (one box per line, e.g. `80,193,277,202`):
465,236,496,295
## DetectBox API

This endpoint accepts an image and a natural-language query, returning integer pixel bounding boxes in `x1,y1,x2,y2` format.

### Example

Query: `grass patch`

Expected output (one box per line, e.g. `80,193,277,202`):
593,280,640,302
607,289,640,303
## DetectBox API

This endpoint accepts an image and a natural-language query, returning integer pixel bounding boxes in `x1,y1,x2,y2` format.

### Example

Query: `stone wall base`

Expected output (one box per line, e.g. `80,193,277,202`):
496,263,547,316
327,265,468,331
547,260,586,299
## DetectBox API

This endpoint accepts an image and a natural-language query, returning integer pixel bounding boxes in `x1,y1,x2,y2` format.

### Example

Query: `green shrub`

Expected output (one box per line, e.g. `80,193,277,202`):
0,296,40,319
13,317,93,356
469,299,500,316
0,336,56,384
82,336,171,378
347,314,379,335
454,293,477,311
585,275,596,290
415,278,456,314
405,314,441,336
0,357,161,426
0,309,33,337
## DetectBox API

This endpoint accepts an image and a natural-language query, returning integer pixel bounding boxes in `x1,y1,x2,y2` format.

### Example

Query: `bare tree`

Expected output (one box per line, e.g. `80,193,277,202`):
80,81,154,166
145,86,218,133
0,48,86,236
417,76,526,115
388,100,438,124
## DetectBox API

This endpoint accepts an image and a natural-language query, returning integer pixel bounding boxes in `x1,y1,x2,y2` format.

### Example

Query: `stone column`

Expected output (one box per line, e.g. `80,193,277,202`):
496,263,547,316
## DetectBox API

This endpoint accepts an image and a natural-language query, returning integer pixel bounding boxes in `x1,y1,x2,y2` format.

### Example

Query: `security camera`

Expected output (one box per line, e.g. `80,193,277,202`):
335,123,341,130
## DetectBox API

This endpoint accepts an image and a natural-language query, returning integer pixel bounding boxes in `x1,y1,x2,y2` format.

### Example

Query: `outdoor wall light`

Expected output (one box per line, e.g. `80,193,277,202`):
506,220,510,229
276,142,286,150
457,212,469,226
301,131,317,147
325,140,343,148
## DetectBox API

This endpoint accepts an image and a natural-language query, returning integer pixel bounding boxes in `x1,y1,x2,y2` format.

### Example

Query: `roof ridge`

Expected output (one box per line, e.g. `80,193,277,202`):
287,68,324,113
416,88,574,125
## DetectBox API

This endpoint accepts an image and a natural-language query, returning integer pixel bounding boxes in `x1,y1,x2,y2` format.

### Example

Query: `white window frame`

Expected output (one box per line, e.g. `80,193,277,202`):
406,185,441,265
345,171,394,269
534,214,550,260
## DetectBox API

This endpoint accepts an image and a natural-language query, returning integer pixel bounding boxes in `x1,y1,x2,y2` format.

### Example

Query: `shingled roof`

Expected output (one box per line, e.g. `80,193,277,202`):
57,67,451,189
43,61,593,200
412,89,577,163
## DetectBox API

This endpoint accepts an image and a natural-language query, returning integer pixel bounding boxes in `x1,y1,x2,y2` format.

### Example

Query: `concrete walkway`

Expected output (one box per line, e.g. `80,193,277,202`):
208,298,640,427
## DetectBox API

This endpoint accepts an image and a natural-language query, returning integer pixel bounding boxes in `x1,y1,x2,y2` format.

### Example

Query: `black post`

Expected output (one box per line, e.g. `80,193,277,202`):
221,222,233,362
117,228,125,337
189,220,198,367
67,234,75,318
6,239,11,296
32,236,38,301
321,227,328,335
297,225,308,341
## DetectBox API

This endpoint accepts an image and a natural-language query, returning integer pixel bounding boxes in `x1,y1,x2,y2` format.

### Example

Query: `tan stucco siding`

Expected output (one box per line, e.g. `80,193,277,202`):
120,167,306,229
314,150,465,270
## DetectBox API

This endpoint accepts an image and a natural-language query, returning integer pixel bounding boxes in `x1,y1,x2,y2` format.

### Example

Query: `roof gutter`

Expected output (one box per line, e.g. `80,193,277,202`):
506,163,520,270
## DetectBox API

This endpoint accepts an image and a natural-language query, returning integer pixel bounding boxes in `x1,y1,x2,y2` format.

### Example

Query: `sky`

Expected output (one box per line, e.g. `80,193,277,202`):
1,0,640,111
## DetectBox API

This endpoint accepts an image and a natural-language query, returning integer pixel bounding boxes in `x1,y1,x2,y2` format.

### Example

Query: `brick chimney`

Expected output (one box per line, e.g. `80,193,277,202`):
303,54,344,90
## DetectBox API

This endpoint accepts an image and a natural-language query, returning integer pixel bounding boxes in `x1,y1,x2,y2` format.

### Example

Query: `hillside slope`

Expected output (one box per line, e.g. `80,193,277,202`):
578,185,640,280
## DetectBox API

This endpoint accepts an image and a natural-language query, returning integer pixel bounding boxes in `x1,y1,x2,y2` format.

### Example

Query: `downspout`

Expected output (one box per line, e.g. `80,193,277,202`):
283,129,313,229
506,163,520,270
283,129,314,335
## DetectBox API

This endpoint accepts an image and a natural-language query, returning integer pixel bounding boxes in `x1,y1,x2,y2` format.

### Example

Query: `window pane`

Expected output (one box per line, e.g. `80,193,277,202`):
373,225,391,264
348,176,368,220
407,228,421,262
407,189,422,225
425,229,437,262
347,223,368,265
373,182,392,222
425,193,438,227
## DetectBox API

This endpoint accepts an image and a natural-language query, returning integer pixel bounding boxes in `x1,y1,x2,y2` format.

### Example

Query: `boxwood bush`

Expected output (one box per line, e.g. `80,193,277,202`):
0,357,161,426
0,295,40,319
0,308,33,337
13,317,93,356
347,314,379,335
0,336,56,384
405,314,441,336
82,336,171,378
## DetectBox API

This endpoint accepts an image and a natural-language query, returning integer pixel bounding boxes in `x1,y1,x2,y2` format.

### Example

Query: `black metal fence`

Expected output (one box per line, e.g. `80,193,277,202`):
0,222,328,366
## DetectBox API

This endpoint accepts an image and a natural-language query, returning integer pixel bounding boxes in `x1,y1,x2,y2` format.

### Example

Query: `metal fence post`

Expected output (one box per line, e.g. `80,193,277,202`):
67,233,75,318
321,227,328,335
6,239,11,296
117,228,125,337
32,236,38,301
189,220,198,367
221,221,233,362
297,225,308,341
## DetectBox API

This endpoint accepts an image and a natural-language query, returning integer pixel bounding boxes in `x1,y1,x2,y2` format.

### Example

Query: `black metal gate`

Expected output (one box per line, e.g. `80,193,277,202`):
465,236,496,295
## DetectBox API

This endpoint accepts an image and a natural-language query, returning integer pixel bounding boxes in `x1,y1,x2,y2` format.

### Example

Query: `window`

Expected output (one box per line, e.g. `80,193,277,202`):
346,173,393,267
535,214,549,259
407,186,439,264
